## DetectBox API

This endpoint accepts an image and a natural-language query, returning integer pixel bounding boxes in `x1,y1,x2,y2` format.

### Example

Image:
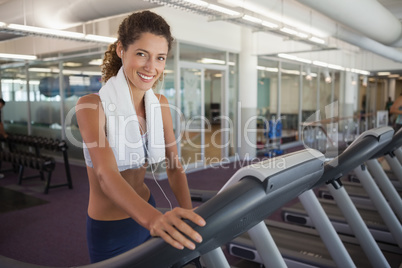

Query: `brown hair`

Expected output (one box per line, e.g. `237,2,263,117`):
101,10,174,83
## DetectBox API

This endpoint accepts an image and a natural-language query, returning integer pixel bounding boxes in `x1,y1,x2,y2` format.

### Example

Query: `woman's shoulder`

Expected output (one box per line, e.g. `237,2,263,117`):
77,93,101,106
75,93,103,116
155,93,168,104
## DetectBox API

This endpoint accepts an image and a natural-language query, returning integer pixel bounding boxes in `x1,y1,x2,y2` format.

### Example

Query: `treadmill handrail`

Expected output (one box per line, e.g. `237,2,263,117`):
316,126,394,187
344,126,393,153
219,148,324,193
371,127,402,159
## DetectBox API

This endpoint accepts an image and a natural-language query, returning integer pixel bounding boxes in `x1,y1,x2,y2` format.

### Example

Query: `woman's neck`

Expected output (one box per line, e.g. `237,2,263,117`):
131,89,146,114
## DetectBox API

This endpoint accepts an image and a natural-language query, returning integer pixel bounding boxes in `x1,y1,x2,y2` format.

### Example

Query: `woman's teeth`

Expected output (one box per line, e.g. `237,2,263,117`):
138,73,153,80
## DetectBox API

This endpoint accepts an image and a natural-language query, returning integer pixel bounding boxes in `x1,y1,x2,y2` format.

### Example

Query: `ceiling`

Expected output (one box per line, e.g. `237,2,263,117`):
0,0,402,77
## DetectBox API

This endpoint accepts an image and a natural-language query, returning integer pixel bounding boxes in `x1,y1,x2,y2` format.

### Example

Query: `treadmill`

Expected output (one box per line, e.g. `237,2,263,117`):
374,127,402,185
228,126,396,268
281,198,398,245
228,220,402,268
0,148,326,268
318,179,402,209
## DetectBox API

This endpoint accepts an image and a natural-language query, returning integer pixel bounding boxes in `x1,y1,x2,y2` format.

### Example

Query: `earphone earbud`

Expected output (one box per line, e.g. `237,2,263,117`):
121,50,123,57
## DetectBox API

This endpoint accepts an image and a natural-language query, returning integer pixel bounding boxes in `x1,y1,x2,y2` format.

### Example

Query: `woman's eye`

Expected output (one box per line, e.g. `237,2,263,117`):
158,57,166,61
137,52,145,57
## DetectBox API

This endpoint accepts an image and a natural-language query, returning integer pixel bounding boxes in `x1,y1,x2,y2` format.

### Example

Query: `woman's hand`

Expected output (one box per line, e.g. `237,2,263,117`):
149,207,206,250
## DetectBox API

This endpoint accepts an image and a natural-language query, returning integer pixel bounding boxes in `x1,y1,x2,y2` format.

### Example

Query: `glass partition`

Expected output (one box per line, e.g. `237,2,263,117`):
280,61,300,143
180,43,226,65
228,52,238,158
256,58,277,151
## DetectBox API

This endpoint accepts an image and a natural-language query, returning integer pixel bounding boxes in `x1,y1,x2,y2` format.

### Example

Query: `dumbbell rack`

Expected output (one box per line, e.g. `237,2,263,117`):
0,134,73,194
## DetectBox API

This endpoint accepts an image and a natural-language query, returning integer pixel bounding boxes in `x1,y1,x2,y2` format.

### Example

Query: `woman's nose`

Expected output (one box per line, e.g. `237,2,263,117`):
144,58,155,71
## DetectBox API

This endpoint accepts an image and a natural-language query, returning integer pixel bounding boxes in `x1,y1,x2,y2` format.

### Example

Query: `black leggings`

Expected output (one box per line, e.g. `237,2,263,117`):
86,194,156,263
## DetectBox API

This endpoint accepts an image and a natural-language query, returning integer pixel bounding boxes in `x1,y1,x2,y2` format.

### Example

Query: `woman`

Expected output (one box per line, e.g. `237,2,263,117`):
391,92,402,131
76,10,205,263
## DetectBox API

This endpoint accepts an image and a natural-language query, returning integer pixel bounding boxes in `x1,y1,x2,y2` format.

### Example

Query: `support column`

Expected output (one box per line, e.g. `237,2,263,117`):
389,78,396,100
25,63,32,135
238,27,257,160
59,61,66,140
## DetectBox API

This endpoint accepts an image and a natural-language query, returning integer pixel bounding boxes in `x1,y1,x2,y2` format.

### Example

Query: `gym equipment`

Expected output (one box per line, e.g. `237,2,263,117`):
365,127,402,220
282,198,398,245
0,134,72,194
318,180,402,209
189,189,216,202
228,126,395,268
395,147,402,163
228,220,402,267
379,128,402,185
0,148,325,268
0,127,394,268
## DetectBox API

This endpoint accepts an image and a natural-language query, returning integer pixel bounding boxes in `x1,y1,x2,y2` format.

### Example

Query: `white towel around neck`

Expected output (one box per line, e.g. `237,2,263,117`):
99,67,165,171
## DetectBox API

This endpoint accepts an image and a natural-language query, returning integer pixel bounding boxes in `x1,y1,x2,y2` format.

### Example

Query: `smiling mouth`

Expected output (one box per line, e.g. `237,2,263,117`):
138,72,154,80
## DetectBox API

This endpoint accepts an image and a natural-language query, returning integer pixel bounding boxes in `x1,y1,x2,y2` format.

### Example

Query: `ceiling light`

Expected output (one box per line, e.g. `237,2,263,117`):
324,69,332,83
377,72,391,76
84,34,117,43
362,76,368,87
305,66,312,80
280,27,298,36
64,62,83,67
388,74,400,78
8,23,85,39
0,53,37,60
4,23,116,44
350,69,370,75
278,53,297,60
199,58,225,64
327,64,345,71
257,66,279,73
242,15,262,24
262,20,278,29
30,67,101,76
89,59,103,66
309,36,325,44
219,0,327,37
183,0,239,16
183,0,208,7
29,67,53,72
208,4,240,16
282,69,301,75
297,32,308,38
312,61,328,67
278,53,312,64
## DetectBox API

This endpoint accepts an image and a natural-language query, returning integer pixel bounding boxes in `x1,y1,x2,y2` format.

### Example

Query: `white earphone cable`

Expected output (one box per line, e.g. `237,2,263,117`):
121,52,172,211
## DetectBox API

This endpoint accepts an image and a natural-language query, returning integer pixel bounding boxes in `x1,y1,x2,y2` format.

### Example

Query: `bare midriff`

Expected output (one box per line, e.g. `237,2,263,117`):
86,163,150,221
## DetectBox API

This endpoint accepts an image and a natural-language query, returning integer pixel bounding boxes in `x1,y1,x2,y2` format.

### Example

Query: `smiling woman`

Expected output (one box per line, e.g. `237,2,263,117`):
75,10,205,263
117,33,168,93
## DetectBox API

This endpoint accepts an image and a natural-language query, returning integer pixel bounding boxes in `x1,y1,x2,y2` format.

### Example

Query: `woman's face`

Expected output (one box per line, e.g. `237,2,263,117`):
120,32,168,92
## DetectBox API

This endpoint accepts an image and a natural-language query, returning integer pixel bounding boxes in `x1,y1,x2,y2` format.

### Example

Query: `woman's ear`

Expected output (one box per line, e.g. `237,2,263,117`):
116,42,123,58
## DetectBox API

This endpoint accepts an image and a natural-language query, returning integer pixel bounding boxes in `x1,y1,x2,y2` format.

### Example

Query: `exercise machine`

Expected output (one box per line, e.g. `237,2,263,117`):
229,126,395,268
0,148,325,268
228,219,402,267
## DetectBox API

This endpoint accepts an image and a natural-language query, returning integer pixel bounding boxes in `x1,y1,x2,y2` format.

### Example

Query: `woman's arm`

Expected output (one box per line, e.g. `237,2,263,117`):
159,94,193,210
156,94,206,247
390,96,402,115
